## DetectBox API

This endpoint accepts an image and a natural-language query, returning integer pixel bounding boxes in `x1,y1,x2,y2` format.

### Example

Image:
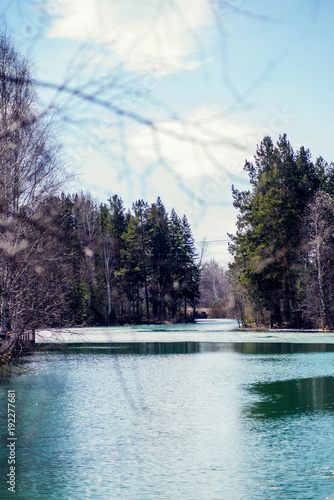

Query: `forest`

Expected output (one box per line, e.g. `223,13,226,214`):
1,179,201,330
2,29,334,339
37,192,201,326
228,135,334,330
0,31,200,338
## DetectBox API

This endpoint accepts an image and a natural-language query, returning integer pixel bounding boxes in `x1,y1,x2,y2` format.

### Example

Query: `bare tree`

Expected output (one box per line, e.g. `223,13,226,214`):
302,191,334,329
200,259,228,307
199,259,236,318
0,31,68,352
0,0,286,209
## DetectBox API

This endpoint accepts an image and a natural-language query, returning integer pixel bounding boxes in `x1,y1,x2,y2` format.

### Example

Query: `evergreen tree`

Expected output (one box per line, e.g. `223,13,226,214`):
147,197,171,320
132,200,150,319
229,135,322,327
180,215,201,319
107,194,127,273
168,208,185,318
118,206,149,320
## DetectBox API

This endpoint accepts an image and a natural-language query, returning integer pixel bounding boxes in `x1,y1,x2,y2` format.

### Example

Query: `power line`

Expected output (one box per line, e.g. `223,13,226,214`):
198,239,230,244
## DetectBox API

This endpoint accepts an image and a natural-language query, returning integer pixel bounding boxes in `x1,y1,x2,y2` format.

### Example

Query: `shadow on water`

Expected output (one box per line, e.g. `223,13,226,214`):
35,341,202,355
233,342,334,354
35,341,334,356
246,376,334,419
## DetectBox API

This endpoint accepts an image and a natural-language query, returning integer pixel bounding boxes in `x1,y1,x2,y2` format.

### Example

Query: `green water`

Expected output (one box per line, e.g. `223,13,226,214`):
1,321,334,499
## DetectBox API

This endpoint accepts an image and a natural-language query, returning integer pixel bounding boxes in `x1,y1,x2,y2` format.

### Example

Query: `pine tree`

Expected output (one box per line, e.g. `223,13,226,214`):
147,197,171,320
229,135,322,327
118,207,149,320
180,215,200,320
168,208,184,318
132,200,150,319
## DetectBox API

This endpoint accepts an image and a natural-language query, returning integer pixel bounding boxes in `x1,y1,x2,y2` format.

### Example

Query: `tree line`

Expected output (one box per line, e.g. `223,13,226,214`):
45,193,200,326
0,31,200,343
2,188,200,332
3,29,334,337
229,134,334,329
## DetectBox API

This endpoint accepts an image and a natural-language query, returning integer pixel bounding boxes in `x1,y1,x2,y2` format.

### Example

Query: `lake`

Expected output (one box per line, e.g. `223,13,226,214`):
1,319,334,499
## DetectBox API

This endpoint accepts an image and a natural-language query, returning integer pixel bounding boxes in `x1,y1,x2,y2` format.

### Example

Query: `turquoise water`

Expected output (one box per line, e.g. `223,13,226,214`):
1,320,334,499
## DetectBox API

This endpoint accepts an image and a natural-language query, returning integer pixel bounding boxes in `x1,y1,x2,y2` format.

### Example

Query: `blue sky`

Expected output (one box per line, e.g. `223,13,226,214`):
3,0,334,264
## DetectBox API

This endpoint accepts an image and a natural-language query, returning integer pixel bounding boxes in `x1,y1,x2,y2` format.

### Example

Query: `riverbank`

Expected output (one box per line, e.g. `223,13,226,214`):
237,324,334,333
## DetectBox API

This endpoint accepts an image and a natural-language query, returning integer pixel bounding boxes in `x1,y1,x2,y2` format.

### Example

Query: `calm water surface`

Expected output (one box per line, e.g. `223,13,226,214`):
1,319,334,499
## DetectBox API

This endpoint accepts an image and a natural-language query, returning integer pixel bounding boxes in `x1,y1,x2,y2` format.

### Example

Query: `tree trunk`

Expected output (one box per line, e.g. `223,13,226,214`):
271,298,282,328
140,231,150,319
1,263,11,335
106,280,111,325
144,277,149,319
316,251,333,329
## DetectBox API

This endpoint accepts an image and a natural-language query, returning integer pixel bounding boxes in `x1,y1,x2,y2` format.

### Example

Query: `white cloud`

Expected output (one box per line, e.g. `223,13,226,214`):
47,0,99,39
128,107,260,180
69,106,260,266
46,0,212,75
126,107,260,264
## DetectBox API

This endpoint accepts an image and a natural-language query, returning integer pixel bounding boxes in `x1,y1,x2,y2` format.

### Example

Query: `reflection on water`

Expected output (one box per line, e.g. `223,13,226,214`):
233,342,334,354
36,341,334,356
246,376,334,419
36,341,201,355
